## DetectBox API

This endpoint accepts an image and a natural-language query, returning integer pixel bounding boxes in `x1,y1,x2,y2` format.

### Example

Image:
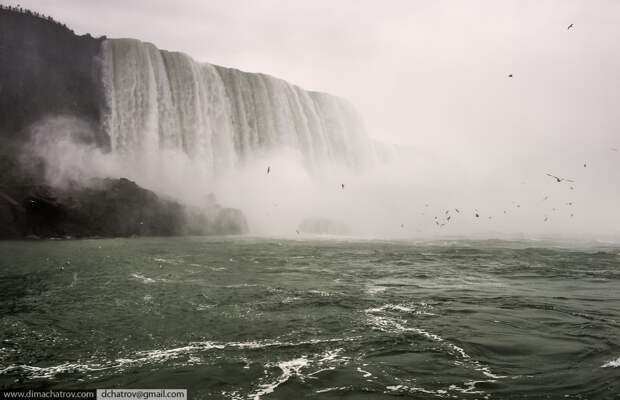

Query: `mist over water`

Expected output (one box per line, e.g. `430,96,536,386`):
22,35,620,241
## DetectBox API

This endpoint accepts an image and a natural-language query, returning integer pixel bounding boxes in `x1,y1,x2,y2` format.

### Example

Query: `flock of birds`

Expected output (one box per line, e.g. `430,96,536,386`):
265,153,617,232
263,23,619,233
424,169,581,229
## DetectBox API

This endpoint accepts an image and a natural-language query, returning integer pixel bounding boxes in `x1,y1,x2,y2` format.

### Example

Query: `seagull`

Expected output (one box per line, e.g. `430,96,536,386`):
583,163,587,168
546,173,575,183
475,212,480,218
447,216,451,221
341,183,345,189
267,166,270,174
508,74,513,78
455,208,460,213
296,230,300,235
567,23,574,30
544,216,549,222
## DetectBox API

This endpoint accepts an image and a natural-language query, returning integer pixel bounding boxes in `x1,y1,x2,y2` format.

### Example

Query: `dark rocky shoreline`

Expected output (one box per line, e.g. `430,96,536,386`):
0,8,248,239
0,177,248,240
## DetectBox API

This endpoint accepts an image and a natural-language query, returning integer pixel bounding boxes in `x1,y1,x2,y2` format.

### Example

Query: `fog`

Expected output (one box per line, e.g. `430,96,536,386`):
11,0,620,240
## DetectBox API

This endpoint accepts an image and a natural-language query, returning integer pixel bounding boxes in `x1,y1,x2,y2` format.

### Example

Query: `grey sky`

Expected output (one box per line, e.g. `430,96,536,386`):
6,0,620,237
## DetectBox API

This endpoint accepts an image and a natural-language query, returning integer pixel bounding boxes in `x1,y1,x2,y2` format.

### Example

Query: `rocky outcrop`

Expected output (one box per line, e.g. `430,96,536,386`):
0,177,248,239
0,178,181,239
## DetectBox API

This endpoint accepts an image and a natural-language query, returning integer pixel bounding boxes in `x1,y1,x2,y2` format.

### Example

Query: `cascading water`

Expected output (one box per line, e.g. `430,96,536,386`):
100,38,374,178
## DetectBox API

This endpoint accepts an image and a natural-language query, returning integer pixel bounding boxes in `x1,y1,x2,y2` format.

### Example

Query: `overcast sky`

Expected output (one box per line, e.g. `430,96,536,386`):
7,0,620,237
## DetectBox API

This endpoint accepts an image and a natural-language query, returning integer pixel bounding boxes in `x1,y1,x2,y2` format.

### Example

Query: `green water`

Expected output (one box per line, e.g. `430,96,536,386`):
0,237,619,399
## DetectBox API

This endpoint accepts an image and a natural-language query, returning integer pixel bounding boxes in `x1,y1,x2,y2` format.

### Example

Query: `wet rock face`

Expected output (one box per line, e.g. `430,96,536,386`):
0,8,107,147
0,178,187,239
0,177,250,239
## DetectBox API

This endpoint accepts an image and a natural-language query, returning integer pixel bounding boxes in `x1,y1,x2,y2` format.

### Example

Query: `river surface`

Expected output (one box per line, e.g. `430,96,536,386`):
0,237,619,399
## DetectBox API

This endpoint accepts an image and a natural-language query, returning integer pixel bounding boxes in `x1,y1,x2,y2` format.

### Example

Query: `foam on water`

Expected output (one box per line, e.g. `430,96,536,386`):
130,273,156,283
364,305,506,396
250,357,309,400
601,356,620,368
0,337,355,381
248,348,351,400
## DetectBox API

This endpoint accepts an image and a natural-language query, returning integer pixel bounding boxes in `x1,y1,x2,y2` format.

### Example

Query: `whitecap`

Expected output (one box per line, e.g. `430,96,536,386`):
248,347,351,399
602,356,620,368
0,362,108,380
356,366,372,378
130,273,155,283
365,313,505,382
315,386,348,393
250,357,310,400
153,258,179,264
0,337,356,381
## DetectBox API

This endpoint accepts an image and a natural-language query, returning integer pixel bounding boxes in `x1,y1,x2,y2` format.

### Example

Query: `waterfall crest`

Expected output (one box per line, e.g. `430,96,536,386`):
101,38,374,176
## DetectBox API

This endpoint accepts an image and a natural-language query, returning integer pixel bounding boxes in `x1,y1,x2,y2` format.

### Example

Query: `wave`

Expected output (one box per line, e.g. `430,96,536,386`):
364,305,506,395
0,337,355,381
601,356,620,368
129,273,156,283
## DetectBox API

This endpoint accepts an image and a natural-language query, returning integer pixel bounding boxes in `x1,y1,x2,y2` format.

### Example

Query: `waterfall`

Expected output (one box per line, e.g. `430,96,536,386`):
100,38,374,177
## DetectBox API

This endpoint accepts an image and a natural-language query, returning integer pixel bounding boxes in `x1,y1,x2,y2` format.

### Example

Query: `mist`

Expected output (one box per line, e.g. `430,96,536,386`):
12,0,620,241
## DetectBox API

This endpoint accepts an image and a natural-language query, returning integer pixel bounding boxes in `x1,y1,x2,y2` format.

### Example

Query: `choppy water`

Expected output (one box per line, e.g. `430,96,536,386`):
0,237,619,399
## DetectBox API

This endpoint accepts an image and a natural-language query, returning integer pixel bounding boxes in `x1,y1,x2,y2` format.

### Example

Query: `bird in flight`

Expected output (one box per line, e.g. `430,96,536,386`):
546,173,575,183
508,74,513,78
267,166,271,174
341,183,345,189
567,23,574,30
